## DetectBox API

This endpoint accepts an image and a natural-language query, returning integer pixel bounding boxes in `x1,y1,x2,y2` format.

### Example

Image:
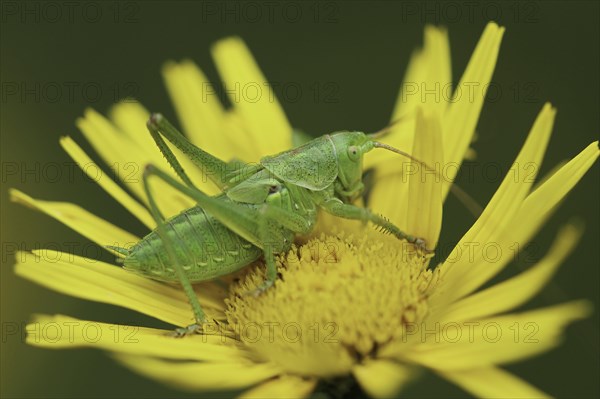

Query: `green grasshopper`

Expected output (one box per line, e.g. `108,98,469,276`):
109,114,436,336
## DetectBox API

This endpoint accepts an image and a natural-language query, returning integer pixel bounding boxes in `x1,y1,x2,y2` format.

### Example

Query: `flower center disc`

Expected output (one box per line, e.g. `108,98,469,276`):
226,229,438,377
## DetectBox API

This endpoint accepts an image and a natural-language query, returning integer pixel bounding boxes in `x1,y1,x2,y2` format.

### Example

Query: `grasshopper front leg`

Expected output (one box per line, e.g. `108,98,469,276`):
320,199,433,253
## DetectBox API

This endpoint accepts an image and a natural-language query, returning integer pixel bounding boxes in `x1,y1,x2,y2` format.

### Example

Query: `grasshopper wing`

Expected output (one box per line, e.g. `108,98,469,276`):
260,135,338,191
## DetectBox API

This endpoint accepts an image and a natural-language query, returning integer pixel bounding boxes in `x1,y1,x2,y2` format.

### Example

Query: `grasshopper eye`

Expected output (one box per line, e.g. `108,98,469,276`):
348,146,360,162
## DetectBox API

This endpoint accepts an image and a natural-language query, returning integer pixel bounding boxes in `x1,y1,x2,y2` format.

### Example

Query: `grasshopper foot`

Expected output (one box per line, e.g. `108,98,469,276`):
243,279,274,297
168,323,203,338
413,238,434,254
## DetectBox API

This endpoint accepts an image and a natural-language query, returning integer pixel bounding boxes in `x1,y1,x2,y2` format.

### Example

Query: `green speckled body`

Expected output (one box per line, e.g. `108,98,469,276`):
122,205,264,282
122,176,318,283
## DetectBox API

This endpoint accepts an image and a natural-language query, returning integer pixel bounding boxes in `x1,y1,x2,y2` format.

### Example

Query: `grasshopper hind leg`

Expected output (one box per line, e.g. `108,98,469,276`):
141,164,313,315
142,164,207,337
244,204,312,297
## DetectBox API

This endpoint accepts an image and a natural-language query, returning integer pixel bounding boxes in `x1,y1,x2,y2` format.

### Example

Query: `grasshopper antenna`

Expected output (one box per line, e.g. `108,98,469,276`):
372,141,425,166
372,141,483,218
368,114,414,139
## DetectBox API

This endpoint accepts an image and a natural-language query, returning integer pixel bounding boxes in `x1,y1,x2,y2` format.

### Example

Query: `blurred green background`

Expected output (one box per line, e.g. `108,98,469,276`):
1,1,598,397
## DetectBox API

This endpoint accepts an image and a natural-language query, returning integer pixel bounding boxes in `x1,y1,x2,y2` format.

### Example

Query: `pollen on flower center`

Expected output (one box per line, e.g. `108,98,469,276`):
225,229,439,378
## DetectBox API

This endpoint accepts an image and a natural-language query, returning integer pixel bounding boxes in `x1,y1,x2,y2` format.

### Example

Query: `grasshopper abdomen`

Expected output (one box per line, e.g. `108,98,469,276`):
123,205,262,283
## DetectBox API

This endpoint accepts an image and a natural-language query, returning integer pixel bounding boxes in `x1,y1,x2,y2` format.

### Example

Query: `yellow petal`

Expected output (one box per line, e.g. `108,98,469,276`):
109,100,162,159
115,353,281,391
367,25,451,170
77,107,195,217
406,108,444,249
15,250,224,327
27,314,243,361
59,136,154,229
440,223,582,323
221,109,262,162
531,159,568,192
110,100,221,196
211,37,292,157
110,101,220,196
77,107,145,199
9,189,139,254
392,25,452,119
438,367,550,398
463,147,477,161
367,159,411,230
442,22,505,198
433,140,597,314
514,141,599,244
161,60,232,160
353,360,415,399
239,375,317,399
369,23,504,213
401,301,591,369
435,103,556,305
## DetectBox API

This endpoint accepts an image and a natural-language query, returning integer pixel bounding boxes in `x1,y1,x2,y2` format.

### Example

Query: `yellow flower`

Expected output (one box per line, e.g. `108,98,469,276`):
12,22,598,398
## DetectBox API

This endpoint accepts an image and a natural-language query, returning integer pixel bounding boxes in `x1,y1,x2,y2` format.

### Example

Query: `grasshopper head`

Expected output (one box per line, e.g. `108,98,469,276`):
330,131,375,202
329,128,420,203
